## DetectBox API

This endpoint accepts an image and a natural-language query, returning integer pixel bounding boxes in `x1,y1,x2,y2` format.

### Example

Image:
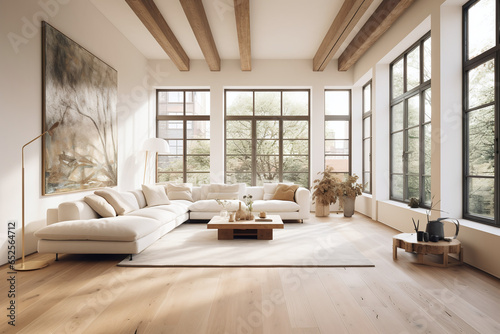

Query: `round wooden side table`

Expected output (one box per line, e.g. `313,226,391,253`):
393,233,463,267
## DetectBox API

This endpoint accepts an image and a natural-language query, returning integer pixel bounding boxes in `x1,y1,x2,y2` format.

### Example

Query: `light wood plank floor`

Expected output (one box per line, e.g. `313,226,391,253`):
2,214,500,334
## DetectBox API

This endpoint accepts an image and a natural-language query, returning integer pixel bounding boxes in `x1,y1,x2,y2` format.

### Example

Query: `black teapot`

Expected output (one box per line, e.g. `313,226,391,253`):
426,217,459,240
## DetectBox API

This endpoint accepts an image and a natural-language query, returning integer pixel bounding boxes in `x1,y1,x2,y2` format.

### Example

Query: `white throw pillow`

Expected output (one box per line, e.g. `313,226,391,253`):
263,183,279,200
84,194,117,218
95,188,134,215
142,184,171,207
166,184,194,202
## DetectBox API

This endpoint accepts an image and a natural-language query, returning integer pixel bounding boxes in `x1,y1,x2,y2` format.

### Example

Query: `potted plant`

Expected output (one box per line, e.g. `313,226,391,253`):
311,168,363,217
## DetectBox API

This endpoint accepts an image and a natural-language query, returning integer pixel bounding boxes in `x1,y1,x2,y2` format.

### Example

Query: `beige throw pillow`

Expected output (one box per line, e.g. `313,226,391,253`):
142,184,171,207
207,192,239,200
84,194,117,218
95,188,134,215
166,184,194,202
271,184,299,202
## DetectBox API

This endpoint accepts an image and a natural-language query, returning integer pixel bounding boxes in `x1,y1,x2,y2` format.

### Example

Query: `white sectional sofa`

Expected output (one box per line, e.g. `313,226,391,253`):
35,183,310,258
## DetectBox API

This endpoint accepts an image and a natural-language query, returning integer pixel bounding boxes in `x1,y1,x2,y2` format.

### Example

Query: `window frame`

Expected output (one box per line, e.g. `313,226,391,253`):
224,89,311,187
389,32,432,207
324,89,352,176
362,81,372,194
156,89,210,184
463,0,499,226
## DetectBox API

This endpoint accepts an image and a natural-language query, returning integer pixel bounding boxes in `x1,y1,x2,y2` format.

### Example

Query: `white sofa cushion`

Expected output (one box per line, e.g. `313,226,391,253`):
34,216,160,242
126,207,176,224
142,184,171,206
84,194,116,218
252,200,300,212
201,183,246,200
166,184,194,202
188,199,244,212
95,188,135,215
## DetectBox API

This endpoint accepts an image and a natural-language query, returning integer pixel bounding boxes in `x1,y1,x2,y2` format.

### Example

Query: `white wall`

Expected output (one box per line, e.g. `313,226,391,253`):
0,0,149,265
351,0,500,279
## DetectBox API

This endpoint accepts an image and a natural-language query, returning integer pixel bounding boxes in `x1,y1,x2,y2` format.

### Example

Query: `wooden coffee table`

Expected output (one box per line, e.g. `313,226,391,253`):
207,215,284,240
393,233,463,267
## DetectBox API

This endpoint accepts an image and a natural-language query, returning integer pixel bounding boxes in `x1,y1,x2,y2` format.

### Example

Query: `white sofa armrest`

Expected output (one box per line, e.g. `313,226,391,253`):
58,200,99,222
46,208,59,225
295,187,311,219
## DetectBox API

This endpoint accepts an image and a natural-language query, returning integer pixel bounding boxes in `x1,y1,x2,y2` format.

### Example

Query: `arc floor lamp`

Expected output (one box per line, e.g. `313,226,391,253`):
13,121,59,271
143,138,170,184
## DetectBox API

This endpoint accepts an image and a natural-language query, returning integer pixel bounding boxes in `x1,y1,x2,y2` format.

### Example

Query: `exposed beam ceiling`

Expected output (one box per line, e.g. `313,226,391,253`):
234,0,251,71
338,0,416,71
313,0,374,72
180,0,220,71
125,0,190,71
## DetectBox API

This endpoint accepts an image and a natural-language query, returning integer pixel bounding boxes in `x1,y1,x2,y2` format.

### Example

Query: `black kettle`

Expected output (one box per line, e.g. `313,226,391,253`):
426,217,459,240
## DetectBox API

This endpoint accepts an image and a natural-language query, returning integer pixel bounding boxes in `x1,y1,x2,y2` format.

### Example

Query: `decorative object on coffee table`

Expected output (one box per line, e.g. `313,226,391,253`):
393,233,463,267
243,194,254,220
215,199,230,218
207,215,284,240
235,202,246,220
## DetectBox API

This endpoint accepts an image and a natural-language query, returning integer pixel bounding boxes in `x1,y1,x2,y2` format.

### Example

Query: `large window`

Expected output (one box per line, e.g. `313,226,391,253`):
463,0,498,226
225,90,310,187
390,33,432,206
156,90,210,185
325,90,351,177
363,82,372,193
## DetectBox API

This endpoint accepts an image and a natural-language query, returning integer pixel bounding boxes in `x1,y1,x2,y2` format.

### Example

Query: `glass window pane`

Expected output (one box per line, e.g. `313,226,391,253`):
158,156,183,172
407,46,420,90
392,59,404,98
423,176,431,206
226,140,251,155
186,156,209,172
423,37,431,81
325,121,349,139
255,91,281,116
158,120,183,139
391,174,404,200
391,102,404,132
363,117,371,138
392,132,404,173
363,84,371,113
226,156,251,172
187,121,209,139
226,91,253,115
283,156,308,172
283,121,308,139
468,59,495,109
325,156,349,173
256,172,279,186
325,140,349,155
467,177,495,218
283,91,309,115
363,172,371,193
468,106,495,176
407,175,420,200
424,124,431,175
363,139,371,172
187,140,209,155
283,173,309,188
325,90,350,116
257,121,279,139
158,173,183,183
186,173,210,186
256,156,279,175
226,173,251,185
468,0,496,59
408,95,420,127
257,140,279,155
283,140,308,155
424,89,431,123
158,91,184,115
226,120,251,139
407,127,420,175
186,91,210,115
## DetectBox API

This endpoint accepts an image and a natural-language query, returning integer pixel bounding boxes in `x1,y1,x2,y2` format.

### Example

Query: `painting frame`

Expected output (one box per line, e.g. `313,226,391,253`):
42,21,118,195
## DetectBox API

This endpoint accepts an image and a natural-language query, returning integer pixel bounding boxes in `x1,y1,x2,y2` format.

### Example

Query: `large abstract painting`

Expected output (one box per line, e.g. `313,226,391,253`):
42,22,117,195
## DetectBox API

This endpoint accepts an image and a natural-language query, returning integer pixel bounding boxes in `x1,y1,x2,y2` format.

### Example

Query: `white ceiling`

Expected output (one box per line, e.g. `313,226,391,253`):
91,0,382,62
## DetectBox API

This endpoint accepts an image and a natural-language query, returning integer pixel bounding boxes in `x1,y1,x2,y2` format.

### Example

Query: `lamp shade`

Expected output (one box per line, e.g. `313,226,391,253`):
142,138,170,153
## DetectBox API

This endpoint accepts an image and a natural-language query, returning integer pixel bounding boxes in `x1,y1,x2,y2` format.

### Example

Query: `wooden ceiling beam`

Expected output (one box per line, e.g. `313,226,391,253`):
338,0,416,71
234,0,251,71
126,0,189,71
313,0,374,72
180,0,221,71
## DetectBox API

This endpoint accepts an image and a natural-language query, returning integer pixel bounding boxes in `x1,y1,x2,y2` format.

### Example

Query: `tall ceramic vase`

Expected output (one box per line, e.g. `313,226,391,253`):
315,202,330,217
343,196,355,217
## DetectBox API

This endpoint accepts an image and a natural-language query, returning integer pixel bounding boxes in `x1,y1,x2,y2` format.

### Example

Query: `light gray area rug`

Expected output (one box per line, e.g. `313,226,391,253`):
118,222,374,267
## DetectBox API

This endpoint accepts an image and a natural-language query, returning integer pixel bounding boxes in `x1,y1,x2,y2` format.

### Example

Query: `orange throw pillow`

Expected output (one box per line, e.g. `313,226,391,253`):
271,184,299,202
